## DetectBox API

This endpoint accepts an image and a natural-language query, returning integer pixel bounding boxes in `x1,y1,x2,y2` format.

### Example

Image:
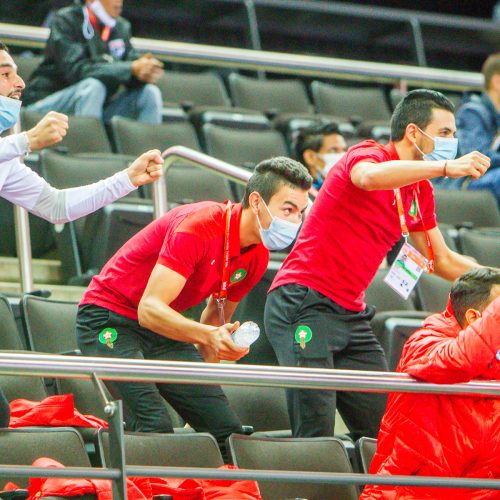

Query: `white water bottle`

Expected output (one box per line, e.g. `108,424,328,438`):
232,321,260,347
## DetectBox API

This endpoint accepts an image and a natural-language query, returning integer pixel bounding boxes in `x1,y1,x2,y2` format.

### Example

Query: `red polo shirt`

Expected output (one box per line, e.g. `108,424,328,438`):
270,140,437,312
81,201,269,320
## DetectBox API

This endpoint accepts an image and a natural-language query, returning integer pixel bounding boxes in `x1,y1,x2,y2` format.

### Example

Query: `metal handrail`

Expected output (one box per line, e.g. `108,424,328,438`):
0,352,498,397
0,22,483,89
153,146,251,218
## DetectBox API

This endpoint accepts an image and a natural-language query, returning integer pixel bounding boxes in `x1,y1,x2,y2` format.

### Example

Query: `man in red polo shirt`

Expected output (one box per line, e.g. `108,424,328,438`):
76,157,311,457
264,89,491,441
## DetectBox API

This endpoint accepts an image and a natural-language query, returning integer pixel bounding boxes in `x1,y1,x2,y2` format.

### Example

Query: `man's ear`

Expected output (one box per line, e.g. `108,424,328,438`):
405,123,419,144
302,149,317,168
464,308,482,328
248,191,261,214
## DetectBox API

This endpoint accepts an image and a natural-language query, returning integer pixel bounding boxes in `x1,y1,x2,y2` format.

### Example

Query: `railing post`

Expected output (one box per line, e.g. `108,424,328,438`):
11,119,34,293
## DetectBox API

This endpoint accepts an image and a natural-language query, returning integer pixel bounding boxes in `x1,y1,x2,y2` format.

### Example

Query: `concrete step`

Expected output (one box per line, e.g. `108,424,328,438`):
0,256,62,285
0,281,86,302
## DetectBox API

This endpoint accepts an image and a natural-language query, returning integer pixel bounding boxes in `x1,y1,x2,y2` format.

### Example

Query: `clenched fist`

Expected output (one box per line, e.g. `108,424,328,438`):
26,111,68,151
445,151,491,180
126,149,164,187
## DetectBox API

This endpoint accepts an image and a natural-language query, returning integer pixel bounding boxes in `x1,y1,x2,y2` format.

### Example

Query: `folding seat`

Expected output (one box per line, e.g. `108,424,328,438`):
311,81,391,140
433,189,500,228
0,293,27,350
355,437,377,473
96,429,223,468
459,229,500,267
0,374,48,403
0,428,92,488
382,317,424,370
14,55,43,83
415,272,452,313
227,434,359,500
21,110,112,155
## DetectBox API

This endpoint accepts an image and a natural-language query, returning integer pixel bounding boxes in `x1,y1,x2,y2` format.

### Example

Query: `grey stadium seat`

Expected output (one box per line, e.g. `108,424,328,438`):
459,229,500,268
0,293,26,350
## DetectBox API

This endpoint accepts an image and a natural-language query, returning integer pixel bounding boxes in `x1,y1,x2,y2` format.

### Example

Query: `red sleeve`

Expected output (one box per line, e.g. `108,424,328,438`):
408,180,437,232
344,141,390,175
227,248,270,302
402,296,500,383
157,231,207,280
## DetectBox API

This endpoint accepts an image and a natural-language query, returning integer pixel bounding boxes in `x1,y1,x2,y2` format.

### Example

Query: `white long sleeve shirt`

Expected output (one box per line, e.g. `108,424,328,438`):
0,134,136,223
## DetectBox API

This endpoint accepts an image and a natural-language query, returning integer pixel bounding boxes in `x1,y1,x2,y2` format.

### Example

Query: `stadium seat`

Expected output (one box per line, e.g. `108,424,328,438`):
0,293,26,350
21,110,112,155
15,55,43,83
459,229,500,267
227,434,359,500
383,317,424,370
21,295,79,354
355,437,377,473
0,428,92,489
96,429,223,468
311,81,391,140
203,123,288,169
365,269,417,313
434,189,500,228
415,272,452,313
0,374,48,403
222,385,290,432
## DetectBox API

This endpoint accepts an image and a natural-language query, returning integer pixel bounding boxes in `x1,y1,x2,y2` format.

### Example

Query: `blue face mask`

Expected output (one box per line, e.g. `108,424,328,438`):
256,198,301,251
416,127,458,162
0,95,22,133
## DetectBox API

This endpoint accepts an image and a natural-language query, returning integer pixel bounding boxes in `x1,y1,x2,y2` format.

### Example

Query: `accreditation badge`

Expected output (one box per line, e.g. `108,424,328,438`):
384,242,426,299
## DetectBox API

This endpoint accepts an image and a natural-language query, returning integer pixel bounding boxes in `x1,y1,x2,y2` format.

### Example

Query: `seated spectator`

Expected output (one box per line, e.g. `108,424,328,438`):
361,267,500,500
435,53,499,202
294,122,346,190
23,0,164,124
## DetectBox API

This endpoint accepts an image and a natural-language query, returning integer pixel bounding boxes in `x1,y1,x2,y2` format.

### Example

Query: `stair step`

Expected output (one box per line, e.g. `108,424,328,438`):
0,256,62,285
0,281,86,302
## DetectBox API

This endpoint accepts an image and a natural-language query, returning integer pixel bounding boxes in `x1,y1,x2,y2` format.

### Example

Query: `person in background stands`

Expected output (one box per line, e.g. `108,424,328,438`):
23,0,164,124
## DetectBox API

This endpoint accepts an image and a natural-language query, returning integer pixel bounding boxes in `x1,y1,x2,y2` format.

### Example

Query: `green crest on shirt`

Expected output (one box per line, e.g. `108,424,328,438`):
294,325,313,344
230,268,247,283
98,327,118,349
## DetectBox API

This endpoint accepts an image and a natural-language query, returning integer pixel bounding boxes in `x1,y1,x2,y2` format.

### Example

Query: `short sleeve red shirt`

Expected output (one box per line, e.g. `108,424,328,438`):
81,201,270,320
270,140,437,312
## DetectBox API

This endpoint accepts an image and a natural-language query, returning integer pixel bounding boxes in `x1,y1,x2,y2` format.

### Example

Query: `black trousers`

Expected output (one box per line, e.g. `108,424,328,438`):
264,284,388,441
75,304,242,460
0,388,9,427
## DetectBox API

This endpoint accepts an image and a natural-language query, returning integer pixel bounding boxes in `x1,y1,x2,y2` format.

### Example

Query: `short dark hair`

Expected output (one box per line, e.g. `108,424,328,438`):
450,267,500,327
294,122,342,161
242,157,312,208
390,89,454,142
0,41,9,52
482,52,500,90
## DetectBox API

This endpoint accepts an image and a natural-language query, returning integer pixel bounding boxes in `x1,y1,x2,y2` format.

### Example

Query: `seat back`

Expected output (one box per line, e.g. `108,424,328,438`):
355,437,377,473
15,55,43,83
228,435,358,500
203,123,287,169
0,374,48,403
434,189,500,228
229,73,312,114
365,269,417,312
0,428,91,487
311,81,391,121
416,273,452,313
0,294,25,350
222,385,290,432
156,71,230,107
21,295,79,354
97,430,224,468
110,116,201,155
22,110,112,154
460,230,500,267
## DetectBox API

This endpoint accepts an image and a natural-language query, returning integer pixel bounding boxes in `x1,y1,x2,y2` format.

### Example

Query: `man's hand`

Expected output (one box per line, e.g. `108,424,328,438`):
201,321,249,362
25,111,68,151
126,149,163,187
132,53,164,84
445,151,491,179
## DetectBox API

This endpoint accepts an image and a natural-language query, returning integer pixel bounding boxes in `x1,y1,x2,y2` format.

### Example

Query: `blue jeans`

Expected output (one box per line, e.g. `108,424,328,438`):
27,77,162,124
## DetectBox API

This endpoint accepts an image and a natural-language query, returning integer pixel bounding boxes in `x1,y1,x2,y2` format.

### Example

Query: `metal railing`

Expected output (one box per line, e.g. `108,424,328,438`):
0,351,499,496
0,22,484,89
153,146,252,218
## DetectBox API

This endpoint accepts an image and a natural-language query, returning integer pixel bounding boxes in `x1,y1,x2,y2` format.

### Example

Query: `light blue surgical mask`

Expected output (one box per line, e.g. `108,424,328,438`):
256,198,301,251
0,95,22,133
415,127,458,162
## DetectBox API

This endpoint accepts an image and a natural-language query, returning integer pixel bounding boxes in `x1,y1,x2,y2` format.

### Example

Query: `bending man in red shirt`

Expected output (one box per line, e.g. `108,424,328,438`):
264,89,491,440
75,157,311,458
361,267,500,500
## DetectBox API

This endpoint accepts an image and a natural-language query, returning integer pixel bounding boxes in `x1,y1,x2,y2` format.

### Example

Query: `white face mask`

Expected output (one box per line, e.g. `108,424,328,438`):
88,0,117,28
319,152,345,174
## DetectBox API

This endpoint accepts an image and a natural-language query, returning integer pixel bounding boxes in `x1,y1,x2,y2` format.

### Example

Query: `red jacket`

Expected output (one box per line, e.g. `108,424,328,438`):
360,296,500,500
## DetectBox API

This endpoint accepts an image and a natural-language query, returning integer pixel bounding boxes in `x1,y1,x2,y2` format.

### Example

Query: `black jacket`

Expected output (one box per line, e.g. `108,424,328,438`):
24,5,141,105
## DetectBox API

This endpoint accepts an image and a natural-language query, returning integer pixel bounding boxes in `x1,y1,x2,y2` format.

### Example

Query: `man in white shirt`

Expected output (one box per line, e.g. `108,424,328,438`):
0,41,163,223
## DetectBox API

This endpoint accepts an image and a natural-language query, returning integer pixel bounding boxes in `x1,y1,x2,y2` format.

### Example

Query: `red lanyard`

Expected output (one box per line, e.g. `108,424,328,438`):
213,201,232,325
394,187,435,273
86,7,111,42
